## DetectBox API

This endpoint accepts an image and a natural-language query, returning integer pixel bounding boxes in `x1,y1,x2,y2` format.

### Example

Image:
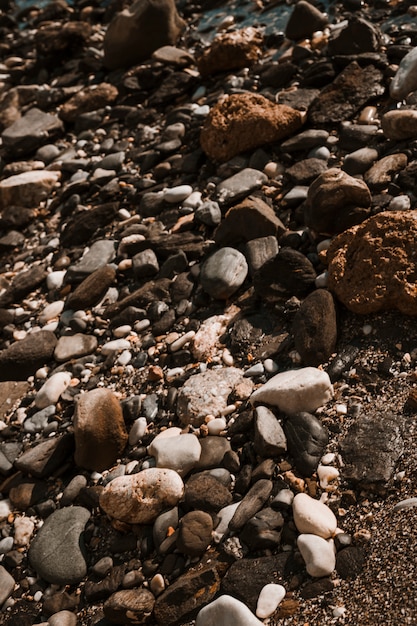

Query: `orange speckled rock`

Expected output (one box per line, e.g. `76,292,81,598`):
327,211,417,314
200,93,303,162
197,27,263,77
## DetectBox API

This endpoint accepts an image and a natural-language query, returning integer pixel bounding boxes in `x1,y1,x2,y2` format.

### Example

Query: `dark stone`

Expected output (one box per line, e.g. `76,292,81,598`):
2,108,64,156
14,434,75,478
183,473,233,512
327,16,381,56
0,330,57,381
84,565,126,602
104,278,172,319
103,588,155,624
285,0,328,40
0,264,47,309
283,412,329,476
260,61,298,89
285,158,328,185
177,510,213,557
240,507,284,551
326,344,360,382
229,479,273,531
292,290,337,366
253,248,316,300
60,202,119,248
65,265,116,311
253,406,287,457
301,577,334,599
336,546,366,579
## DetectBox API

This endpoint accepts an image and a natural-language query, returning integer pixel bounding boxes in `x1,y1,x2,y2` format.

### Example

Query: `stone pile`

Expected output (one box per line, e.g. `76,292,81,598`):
0,0,417,625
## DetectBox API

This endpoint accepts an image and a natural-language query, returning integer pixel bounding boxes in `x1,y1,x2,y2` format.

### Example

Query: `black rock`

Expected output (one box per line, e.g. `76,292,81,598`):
253,248,316,300
293,289,338,366
283,411,329,476
336,546,366,579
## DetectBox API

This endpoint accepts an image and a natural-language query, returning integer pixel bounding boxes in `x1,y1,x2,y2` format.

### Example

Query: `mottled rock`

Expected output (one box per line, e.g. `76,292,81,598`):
2,107,64,156
59,83,118,123
61,203,119,248
214,196,285,246
327,211,417,314
240,507,284,551
184,473,233,512
292,290,337,366
196,595,263,626
283,412,328,476
216,169,268,207
65,265,116,311
336,546,365,579
74,388,128,472
254,406,287,457
0,381,29,420
0,169,60,209
177,510,213,557
54,334,98,363
103,588,155,624
305,168,372,235
201,93,303,162
99,468,184,524
28,506,90,585
200,247,248,299
197,27,262,77
103,0,186,70
285,0,328,40
382,109,417,140
364,153,408,191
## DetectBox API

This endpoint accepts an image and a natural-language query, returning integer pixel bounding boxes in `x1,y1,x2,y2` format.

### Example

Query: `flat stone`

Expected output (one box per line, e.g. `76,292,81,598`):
286,158,328,185
195,436,232,470
0,264,47,310
59,83,118,123
2,107,64,156
364,153,408,191
28,506,90,585
336,546,365,579
214,196,285,246
283,412,329,476
281,129,329,152
229,479,273,531
250,367,333,415
0,169,60,210
73,388,128,472
297,534,336,577
148,432,201,477
65,265,116,311
200,247,248,299
256,584,286,619
65,239,116,283
216,169,268,207
196,595,263,626
152,45,195,67
201,93,302,162
103,588,155,624
253,406,287,457
99,468,184,524
292,493,337,538
245,236,279,276
292,289,337,366
14,434,74,479
390,45,417,99
61,203,119,248
343,147,379,175
54,334,98,362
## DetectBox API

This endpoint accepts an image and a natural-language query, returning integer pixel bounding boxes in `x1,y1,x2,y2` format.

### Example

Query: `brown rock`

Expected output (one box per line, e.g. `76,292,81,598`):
285,0,328,41
14,435,74,479
381,109,417,140
183,473,233,512
103,588,155,624
177,510,213,557
73,389,128,472
35,20,92,55
0,329,57,381
327,211,417,314
59,83,118,123
293,290,337,366
305,167,372,235
200,93,303,162
197,27,263,77
364,153,408,191
103,0,186,70
0,381,29,420
0,170,60,209
65,265,116,311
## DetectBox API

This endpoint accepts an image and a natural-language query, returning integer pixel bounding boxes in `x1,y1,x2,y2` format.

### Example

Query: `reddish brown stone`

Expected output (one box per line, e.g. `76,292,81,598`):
200,93,303,162
59,83,118,123
327,211,417,314
197,27,263,77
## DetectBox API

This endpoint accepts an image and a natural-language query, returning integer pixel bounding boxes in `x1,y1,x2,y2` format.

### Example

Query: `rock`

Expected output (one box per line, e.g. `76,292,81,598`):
28,506,90,585
250,367,333,415
283,412,329,476
297,534,336,577
61,203,119,248
327,16,381,55
196,436,232,471
14,435,74,479
305,168,372,235
256,583,286,619
0,330,56,381
152,45,195,66
253,247,316,300
0,169,60,209
281,129,329,153
197,27,263,77
341,412,404,486
196,595,263,626
336,546,365,579
65,239,116,283
65,265,116,311
148,432,201,476
343,147,379,175
390,45,417,99
54,334,98,362
0,265,48,310
285,0,328,41
285,158,328,185
200,93,303,162
195,200,222,226
48,610,77,626
0,565,15,606
35,371,72,409
59,83,118,123
99,468,184,524
2,107,64,156
200,247,248,299
381,109,417,140
308,62,385,126
183,473,233,512
177,367,251,427
240,507,284,551
364,153,408,191
253,406,287,457
103,588,155,624
292,493,337,538
103,0,186,70
132,249,160,278
292,290,337,366
214,196,285,246
228,479,273,531
245,236,279,276
327,211,417,314
0,381,29,420
177,510,213,557
216,169,268,207
73,388,128,472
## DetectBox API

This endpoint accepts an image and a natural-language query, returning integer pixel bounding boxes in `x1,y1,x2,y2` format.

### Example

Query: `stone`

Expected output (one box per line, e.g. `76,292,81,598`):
285,0,328,40
281,129,330,153
381,109,417,140
250,367,333,415
103,0,186,70
177,510,213,557
297,534,336,577
183,473,233,512
0,266,48,310
283,412,329,476
148,432,201,476
0,169,60,209
305,167,372,235
327,16,381,55
245,236,279,276
229,479,273,531
308,62,385,126
103,588,155,624
196,436,232,470
195,200,222,226
286,158,327,185
341,412,404,486
253,247,316,300
35,372,72,409
253,406,287,457
216,169,268,207
54,334,98,362
292,289,337,366
240,507,284,551
152,45,195,66
0,330,56,381
65,239,116,283
177,367,251,427
73,388,128,472
292,493,337,538
65,265,116,311
14,435,74,479
0,381,29,420
336,546,365,579
214,196,285,246
200,93,303,162
61,203,119,248
364,153,408,191
162,184,192,203
327,211,417,314
197,27,263,77
2,107,64,156
256,584,286,619
99,468,184,524
343,147,379,175
200,247,248,299
196,595,263,626
59,83,118,123
390,45,417,100
0,565,15,606
132,249,160,278
48,611,77,626
28,506,90,585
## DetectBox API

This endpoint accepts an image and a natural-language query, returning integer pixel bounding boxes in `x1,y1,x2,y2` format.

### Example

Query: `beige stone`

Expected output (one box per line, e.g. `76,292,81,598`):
0,170,60,209
200,93,303,162
382,109,417,140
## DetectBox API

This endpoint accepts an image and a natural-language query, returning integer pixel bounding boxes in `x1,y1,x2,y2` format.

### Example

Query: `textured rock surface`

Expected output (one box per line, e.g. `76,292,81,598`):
197,27,263,77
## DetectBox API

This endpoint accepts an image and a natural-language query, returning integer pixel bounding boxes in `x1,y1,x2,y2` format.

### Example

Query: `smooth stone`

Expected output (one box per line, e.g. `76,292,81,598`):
283,412,329,476
381,109,417,140
128,417,148,446
74,388,128,472
229,479,273,531
0,536,14,554
285,0,328,39
46,270,66,291
343,147,379,175
253,247,316,299
327,15,381,55
254,405,287,457
245,235,279,276
216,168,268,207
61,474,88,506
23,405,55,434
200,247,248,299
103,588,156,624
390,45,417,99
281,129,329,152
215,196,285,247
39,300,64,325
148,432,201,476
250,367,333,415
364,153,408,192
28,506,90,585
292,493,337,538
196,595,263,626
184,473,233,513
195,200,222,226
195,436,232,470
153,507,179,548
207,417,227,435
132,249,159,278
65,265,116,311
0,329,57,381
66,240,116,283
0,500,12,521
393,497,417,511
335,545,365,579
35,372,72,409
163,184,193,203
177,510,213,557
0,565,15,606
292,289,337,367
297,534,336,577
14,434,74,478
54,334,98,362
99,468,184,524
256,583,286,619
48,610,77,626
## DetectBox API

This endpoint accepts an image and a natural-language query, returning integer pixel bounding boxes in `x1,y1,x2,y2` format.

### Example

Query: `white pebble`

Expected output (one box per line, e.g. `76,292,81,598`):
335,403,347,414
46,270,66,291
168,330,196,352
207,417,227,435
333,606,346,618
297,534,336,577
317,464,340,489
129,417,148,446
362,324,372,335
163,185,193,204
193,104,210,117
292,492,337,538
263,359,279,374
134,319,151,332
222,349,234,366
101,338,131,355
35,371,72,409
117,350,132,366
315,270,328,288
321,452,336,465
33,591,43,602
0,499,12,521
389,195,411,211
256,583,286,619
38,300,64,325
183,191,203,209
113,325,132,338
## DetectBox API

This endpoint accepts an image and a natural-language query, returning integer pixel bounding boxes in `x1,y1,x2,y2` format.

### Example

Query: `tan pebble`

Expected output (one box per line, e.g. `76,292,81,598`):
148,366,164,381
358,106,377,125
284,471,305,492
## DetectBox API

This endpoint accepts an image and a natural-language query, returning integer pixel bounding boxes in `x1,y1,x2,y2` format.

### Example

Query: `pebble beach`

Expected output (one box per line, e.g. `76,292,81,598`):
0,0,417,624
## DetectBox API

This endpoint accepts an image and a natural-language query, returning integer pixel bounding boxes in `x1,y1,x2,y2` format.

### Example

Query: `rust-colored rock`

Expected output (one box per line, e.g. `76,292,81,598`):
200,93,303,162
59,83,118,123
327,211,417,314
197,27,263,77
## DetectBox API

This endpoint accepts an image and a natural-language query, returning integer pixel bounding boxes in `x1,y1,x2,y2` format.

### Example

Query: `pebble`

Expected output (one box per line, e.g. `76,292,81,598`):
54,334,98,362
128,417,148,445
256,583,286,618
48,610,77,626
200,247,248,299
0,565,15,607
196,595,263,626
393,497,417,511
34,371,72,410
390,46,417,99
163,184,193,203
292,493,337,538
148,432,202,476
13,515,35,546
297,534,336,577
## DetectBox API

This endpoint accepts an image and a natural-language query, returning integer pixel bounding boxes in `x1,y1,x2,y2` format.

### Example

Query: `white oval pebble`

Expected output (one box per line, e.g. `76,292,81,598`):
292,492,337,538
196,595,263,626
117,350,132,366
183,190,203,208
207,417,227,435
212,502,240,543
101,339,131,355
128,417,148,446
297,534,336,577
256,583,286,619
112,325,132,338
38,300,64,325
35,372,72,410
393,497,417,511
0,499,12,521
163,185,193,203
